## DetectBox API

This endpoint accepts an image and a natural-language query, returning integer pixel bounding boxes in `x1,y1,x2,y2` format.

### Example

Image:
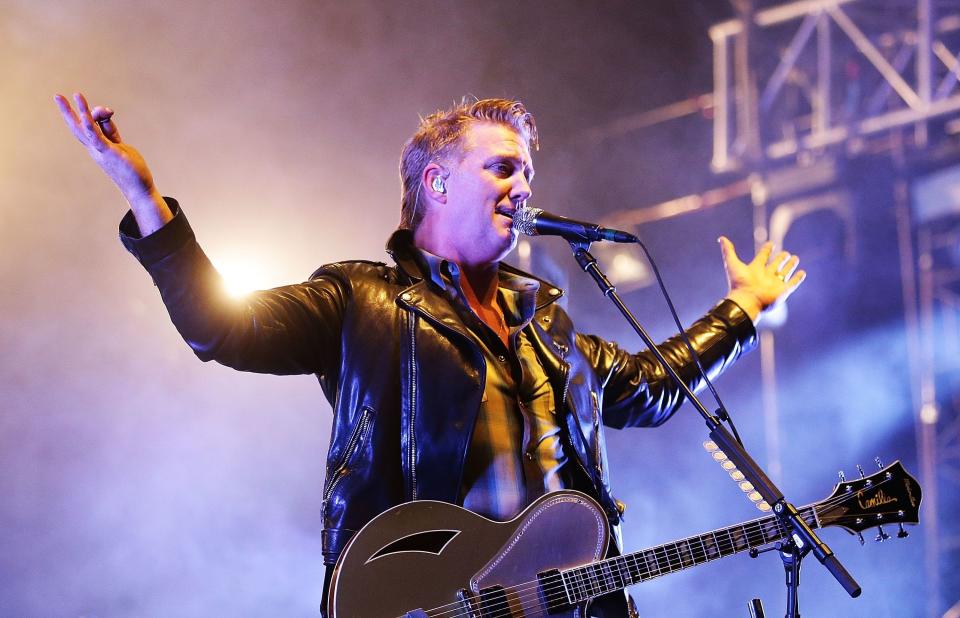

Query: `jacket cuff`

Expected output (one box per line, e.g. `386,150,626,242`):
710,297,759,353
119,197,195,267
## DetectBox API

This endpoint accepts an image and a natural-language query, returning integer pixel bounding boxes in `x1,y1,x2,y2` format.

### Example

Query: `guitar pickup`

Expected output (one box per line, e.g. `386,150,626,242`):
537,569,574,614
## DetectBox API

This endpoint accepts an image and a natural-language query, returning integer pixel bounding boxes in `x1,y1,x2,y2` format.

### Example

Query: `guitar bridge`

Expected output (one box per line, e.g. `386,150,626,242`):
458,585,512,617
457,588,482,618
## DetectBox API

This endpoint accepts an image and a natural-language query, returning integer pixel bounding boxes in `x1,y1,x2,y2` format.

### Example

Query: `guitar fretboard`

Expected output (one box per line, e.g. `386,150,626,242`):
559,506,818,603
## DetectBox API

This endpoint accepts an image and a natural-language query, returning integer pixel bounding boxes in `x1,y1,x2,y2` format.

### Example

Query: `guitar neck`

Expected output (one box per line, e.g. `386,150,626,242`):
559,505,819,603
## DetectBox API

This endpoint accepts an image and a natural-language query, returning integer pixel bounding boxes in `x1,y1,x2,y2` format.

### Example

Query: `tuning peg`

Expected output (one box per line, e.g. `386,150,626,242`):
897,523,909,538
875,456,884,470
838,470,846,482
875,526,890,542
856,532,865,546
857,464,866,478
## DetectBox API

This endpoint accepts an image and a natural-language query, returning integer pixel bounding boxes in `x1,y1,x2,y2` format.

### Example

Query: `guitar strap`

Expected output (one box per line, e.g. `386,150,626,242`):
320,565,334,618
559,431,623,534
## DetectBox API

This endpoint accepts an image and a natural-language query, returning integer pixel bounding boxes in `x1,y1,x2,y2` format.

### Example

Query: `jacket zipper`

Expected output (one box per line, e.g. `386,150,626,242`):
591,391,603,476
559,359,572,407
407,312,418,500
405,305,486,503
559,359,597,491
561,369,617,522
323,407,373,502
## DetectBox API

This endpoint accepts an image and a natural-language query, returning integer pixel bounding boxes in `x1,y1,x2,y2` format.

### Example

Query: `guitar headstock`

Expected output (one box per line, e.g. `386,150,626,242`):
817,460,921,539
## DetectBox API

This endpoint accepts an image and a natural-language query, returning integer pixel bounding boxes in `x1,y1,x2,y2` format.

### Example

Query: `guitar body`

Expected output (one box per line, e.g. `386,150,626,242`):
328,460,922,617
329,491,609,618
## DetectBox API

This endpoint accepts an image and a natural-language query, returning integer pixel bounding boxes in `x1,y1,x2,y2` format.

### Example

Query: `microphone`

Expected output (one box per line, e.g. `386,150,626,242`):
510,205,638,243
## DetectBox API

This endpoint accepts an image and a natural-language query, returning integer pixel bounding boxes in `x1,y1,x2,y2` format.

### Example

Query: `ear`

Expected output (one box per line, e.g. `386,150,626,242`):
422,163,448,204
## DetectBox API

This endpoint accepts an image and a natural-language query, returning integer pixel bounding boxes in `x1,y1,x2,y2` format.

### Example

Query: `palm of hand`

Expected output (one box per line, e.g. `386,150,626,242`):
719,236,805,319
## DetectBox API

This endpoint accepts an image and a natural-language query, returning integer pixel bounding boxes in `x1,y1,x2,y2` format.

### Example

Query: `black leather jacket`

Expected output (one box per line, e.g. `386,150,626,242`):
120,201,758,566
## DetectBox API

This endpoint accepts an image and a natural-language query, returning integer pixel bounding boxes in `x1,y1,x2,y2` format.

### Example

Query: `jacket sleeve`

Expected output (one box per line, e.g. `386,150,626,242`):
577,298,758,429
119,198,346,376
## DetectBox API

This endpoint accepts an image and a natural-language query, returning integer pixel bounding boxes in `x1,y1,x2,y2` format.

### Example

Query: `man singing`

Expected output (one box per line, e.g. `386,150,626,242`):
56,93,804,617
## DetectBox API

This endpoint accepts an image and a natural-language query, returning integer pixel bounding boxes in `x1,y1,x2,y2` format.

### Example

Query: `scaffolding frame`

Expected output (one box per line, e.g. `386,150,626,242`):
711,2,960,615
589,2,960,613
711,0,960,173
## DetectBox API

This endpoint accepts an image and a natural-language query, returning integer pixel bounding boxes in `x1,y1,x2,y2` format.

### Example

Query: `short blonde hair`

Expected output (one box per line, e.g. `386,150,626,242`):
398,98,538,230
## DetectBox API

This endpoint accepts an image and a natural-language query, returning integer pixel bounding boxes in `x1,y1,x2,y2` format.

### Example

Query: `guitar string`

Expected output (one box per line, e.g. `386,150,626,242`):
418,512,796,618
424,525,736,618
424,507,890,618
420,507,889,618
406,477,906,618
420,502,902,618
417,491,905,618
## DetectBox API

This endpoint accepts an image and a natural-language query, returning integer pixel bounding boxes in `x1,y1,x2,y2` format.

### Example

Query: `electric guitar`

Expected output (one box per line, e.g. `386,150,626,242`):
328,460,921,617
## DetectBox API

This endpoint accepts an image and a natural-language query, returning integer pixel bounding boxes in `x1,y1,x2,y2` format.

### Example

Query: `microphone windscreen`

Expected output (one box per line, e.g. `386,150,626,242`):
511,206,542,237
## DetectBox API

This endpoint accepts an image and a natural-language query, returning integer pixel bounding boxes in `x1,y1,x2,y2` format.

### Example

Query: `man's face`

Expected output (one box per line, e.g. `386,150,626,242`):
431,121,534,267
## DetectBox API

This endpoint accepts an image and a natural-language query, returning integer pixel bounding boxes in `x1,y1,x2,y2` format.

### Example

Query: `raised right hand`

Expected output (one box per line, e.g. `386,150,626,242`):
55,92,172,234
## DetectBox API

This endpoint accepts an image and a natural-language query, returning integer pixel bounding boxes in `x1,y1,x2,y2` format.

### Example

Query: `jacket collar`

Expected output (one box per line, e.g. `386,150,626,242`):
385,229,565,311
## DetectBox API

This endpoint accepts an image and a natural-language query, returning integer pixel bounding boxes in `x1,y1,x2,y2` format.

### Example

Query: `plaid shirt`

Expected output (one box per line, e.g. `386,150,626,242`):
417,249,568,521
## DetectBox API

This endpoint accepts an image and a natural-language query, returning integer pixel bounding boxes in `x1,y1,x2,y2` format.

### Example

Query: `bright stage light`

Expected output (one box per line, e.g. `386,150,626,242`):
591,243,652,292
212,256,276,298
517,239,531,261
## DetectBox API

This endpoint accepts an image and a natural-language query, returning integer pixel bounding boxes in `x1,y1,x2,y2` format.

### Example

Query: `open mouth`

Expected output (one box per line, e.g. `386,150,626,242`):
494,205,515,219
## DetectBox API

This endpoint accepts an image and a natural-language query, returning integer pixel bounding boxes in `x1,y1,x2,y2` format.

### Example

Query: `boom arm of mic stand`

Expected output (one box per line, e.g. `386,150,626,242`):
568,241,861,599
708,423,861,597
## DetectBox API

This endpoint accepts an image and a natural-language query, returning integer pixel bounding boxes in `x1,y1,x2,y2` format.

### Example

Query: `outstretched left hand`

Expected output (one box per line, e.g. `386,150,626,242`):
718,236,806,323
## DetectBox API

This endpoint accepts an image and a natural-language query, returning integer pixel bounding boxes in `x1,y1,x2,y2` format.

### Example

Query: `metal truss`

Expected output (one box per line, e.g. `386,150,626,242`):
591,5,960,613
901,205,960,618
709,4,960,615
711,0,960,172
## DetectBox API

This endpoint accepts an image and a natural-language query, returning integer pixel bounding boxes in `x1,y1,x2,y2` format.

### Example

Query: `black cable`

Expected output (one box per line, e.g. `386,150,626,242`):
633,238,745,446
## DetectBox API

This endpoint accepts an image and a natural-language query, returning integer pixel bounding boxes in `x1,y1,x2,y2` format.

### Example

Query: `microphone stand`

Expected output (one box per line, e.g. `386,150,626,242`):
566,240,861,616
